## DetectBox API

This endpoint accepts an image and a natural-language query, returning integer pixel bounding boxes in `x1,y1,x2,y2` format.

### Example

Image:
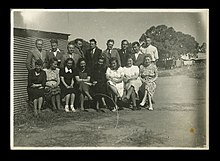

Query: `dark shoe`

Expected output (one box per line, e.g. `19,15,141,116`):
132,106,137,111
137,106,141,110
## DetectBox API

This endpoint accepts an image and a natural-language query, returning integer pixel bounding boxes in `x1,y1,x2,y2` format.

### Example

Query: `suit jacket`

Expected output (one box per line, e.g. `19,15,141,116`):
46,48,65,68
26,48,47,71
102,48,121,67
131,52,145,67
60,53,74,68
72,46,85,66
118,49,132,67
85,47,102,68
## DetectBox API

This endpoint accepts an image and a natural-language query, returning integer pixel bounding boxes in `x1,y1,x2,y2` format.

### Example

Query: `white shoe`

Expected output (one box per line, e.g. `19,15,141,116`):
112,106,119,112
140,102,145,106
148,107,153,111
70,105,76,112
65,105,70,112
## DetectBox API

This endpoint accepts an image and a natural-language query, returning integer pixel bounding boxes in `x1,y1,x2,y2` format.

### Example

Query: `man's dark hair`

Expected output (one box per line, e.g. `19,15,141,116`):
132,41,140,47
107,39,114,44
89,39,97,44
50,38,58,44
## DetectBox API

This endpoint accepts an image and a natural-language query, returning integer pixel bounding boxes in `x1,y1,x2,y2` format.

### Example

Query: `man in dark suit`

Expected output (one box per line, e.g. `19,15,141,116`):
26,39,47,71
131,41,145,67
118,40,132,67
45,38,65,68
102,39,121,67
85,39,102,69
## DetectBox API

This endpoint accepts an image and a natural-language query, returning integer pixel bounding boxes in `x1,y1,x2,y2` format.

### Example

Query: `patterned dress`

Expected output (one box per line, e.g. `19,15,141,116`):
44,68,61,95
139,63,158,96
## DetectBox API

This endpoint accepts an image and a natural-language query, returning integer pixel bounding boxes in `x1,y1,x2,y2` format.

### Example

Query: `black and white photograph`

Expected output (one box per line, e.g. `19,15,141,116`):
10,9,208,149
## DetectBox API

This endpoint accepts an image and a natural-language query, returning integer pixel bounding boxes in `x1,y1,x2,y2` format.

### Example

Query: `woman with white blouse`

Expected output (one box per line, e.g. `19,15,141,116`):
123,56,142,110
106,57,124,111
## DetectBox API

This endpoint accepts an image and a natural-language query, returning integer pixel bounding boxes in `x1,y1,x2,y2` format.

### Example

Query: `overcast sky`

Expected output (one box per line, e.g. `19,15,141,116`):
13,9,208,50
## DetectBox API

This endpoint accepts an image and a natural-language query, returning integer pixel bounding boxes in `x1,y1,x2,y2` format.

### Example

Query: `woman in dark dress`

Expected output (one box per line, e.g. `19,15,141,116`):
75,58,93,111
91,56,108,111
27,59,46,116
59,58,77,112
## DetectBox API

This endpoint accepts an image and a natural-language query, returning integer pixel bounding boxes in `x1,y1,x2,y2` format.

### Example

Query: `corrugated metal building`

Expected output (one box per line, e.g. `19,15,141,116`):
13,28,70,115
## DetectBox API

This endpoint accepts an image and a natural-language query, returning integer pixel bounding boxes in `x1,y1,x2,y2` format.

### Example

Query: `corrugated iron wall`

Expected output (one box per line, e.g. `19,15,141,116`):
13,30,69,115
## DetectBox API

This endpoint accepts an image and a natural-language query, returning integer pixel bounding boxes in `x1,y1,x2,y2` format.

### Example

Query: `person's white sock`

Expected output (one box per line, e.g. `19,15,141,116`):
65,105,70,112
70,105,76,112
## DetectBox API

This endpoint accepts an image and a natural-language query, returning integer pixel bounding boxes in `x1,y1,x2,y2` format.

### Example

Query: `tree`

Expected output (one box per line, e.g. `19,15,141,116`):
139,25,201,60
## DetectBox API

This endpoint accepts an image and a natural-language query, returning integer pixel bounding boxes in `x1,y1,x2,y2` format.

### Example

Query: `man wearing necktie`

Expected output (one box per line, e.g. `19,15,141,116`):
118,40,132,67
102,39,121,67
60,41,75,68
85,39,102,69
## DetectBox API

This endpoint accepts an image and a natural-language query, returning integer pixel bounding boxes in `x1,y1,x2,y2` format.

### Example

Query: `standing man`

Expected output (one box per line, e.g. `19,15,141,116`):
102,39,121,67
131,41,145,67
46,39,65,68
118,40,132,67
72,38,85,66
60,41,75,68
140,36,159,64
26,39,47,71
85,39,102,69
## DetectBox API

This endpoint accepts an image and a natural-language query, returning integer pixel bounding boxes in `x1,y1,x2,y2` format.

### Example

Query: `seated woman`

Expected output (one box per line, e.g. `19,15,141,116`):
27,59,46,116
106,57,124,112
139,54,158,111
123,56,142,110
59,58,77,112
75,58,93,111
44,57,61,112
91,56,108,111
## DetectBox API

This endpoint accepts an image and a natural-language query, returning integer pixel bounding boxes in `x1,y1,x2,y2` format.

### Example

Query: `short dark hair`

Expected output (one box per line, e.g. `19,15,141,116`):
64,58,75,68
75,38,83,44
121,40,128,45
132,41,140,47
48,57,58,69
77,58,86,68
107,39,114,44
35,59,43,66
50,38,58,44
89,39,97,44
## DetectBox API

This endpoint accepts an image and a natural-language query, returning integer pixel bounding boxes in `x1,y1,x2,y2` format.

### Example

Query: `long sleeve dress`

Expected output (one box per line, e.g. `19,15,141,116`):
27,69,46,101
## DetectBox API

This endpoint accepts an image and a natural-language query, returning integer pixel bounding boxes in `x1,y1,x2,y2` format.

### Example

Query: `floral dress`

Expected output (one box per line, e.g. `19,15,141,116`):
44,68,61,95
139,64,158,96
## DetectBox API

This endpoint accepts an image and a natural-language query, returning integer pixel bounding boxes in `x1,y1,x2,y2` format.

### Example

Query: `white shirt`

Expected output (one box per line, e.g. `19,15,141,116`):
65,67,72,73
140,45,159,61
50,48,61,57
134,51,142,60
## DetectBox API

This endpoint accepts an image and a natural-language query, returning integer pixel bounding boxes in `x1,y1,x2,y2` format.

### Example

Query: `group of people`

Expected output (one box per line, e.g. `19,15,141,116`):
26,37,159,116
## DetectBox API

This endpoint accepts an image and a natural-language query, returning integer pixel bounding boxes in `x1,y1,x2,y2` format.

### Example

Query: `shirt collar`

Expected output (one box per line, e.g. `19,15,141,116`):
50,48,61,52
65,67,72,73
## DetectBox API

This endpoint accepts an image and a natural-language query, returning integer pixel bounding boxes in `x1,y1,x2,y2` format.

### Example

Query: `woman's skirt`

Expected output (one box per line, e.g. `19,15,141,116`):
124,77,142,95
139,81,156,96
27,87,45,101
107,80,124,97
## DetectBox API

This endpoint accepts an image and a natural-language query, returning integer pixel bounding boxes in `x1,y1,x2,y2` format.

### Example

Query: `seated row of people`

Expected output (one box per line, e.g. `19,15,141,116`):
27,52,158,116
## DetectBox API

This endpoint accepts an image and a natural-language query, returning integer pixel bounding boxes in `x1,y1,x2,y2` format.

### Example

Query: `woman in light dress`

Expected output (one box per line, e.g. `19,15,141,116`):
106,57,124,111
139,54,158,111
44,57,61,112
122,56,142,110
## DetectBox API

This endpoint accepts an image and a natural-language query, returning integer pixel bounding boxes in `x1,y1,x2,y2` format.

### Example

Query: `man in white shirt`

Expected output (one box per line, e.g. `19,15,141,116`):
140,37,159,63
